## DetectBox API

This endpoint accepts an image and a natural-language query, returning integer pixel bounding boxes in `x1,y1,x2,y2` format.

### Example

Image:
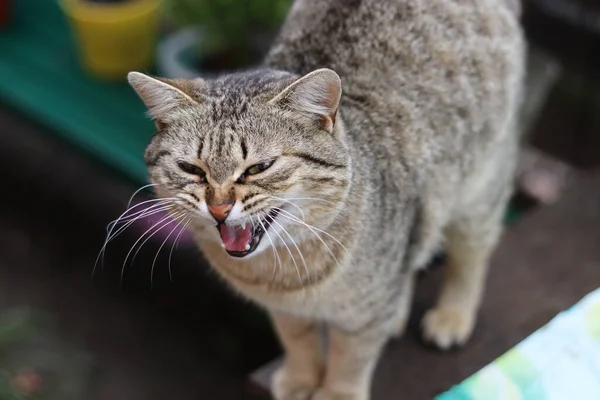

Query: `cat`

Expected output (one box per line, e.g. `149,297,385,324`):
127,0,525,399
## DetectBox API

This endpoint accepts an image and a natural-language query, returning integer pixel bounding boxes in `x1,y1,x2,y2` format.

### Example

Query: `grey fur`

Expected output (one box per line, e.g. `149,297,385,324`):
129,1,525,399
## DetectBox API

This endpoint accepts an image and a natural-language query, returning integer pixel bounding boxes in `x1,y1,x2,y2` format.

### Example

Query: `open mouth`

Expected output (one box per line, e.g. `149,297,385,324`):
217,209,279,258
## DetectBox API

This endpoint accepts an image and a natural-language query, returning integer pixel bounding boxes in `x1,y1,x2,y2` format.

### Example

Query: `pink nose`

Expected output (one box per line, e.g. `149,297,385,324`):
207,203,233,222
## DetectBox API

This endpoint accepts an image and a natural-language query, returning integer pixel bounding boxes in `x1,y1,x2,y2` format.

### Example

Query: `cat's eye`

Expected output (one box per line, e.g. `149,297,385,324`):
246,161,274,175
178,161,206,182
237,160,275,183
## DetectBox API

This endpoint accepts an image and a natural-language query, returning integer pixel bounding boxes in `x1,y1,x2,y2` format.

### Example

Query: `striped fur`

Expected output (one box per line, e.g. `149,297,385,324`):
129,1,525,399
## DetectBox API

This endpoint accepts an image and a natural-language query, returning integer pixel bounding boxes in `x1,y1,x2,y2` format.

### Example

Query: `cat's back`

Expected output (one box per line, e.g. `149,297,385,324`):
266,0,525,168
267,0,522,88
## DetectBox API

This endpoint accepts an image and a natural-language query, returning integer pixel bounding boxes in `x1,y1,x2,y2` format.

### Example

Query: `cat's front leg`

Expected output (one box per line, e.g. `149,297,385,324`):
271,312,324,400
312,324,389,400
422,195,506,349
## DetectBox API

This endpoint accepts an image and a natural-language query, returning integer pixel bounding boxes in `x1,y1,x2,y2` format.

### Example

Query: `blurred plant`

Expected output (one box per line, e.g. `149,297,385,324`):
85,0,130,3
165,0,292,69
0,308,93,400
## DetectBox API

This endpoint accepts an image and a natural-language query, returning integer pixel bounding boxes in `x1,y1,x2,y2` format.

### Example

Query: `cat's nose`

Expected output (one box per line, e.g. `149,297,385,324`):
207,202,233,223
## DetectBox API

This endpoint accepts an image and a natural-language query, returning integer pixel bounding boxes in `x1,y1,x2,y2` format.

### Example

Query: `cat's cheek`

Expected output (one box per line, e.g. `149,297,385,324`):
198,201,210,217
153,184,172,200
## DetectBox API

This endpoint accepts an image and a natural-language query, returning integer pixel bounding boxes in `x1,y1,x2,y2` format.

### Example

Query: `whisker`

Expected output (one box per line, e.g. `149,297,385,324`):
126,183,160,209
130,210,186,268
268,217,303,286
274,209,342,267
278,196,336,205
107,204,176,245
106,197,176,234
267,196,306,220
168,217,192,282
101,201,177,254
121,211,185,285
276,208,349,253
93,200,177,279
271,219,310,285
254,215,281,281
150,212,188,289
106,201,177,236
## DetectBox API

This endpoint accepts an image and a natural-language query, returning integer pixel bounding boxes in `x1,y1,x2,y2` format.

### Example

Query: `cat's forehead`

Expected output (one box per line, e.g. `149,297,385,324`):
176,105,282,183
190,73,297,145
193,122,280,183
206,69,297,98
164,70,300,179
193,97,283,147
182,70,293,132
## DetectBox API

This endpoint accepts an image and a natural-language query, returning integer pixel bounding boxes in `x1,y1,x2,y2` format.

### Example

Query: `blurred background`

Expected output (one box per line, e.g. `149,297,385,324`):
0,0,598,399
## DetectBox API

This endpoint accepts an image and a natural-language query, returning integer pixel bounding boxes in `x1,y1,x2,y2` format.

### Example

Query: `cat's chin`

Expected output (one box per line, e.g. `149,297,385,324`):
218,209,280,258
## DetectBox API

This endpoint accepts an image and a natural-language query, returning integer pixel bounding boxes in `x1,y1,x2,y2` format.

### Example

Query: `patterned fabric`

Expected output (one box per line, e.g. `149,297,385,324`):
438,287,600,400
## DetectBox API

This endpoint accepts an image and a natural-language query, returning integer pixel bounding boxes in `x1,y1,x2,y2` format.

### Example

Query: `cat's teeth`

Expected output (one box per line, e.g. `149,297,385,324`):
220,243,225,248
245,244,251,251
242,222,247,230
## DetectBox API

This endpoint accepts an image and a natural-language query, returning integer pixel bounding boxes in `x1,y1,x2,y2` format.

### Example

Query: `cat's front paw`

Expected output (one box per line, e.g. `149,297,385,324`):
311,387,368,400
421,306,475,350
272,365,320,400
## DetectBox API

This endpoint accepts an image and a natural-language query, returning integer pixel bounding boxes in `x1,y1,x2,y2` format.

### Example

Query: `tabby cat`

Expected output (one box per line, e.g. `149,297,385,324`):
128,0,525,398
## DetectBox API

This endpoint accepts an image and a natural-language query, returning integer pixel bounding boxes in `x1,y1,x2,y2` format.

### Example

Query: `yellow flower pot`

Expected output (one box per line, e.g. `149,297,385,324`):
60,0,160,81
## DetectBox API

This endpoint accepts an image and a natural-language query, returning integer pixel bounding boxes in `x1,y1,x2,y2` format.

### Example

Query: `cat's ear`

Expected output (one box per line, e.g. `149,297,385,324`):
269,68,342,133
127,72,202,123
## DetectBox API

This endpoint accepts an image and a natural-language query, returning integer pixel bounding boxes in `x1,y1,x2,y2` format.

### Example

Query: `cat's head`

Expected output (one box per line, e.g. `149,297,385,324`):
128,68,351,258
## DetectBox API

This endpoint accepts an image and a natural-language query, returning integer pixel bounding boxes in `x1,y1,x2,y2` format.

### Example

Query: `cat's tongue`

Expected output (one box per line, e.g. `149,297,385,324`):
219,224,253,252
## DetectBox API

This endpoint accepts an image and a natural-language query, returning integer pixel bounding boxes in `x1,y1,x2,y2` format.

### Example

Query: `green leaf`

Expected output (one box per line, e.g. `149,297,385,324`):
165,0,292,56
